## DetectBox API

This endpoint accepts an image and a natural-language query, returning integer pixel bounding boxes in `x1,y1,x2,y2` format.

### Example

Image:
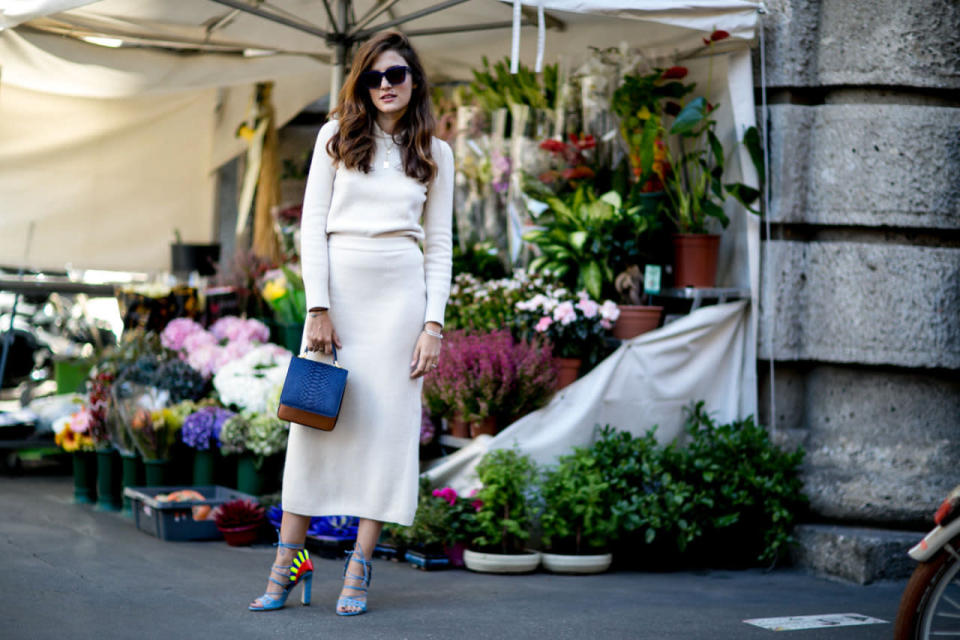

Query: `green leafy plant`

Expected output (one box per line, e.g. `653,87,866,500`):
539,447,618,554
680,402,806,565
522,186,659,300
590,425,703,553
472,448,538,554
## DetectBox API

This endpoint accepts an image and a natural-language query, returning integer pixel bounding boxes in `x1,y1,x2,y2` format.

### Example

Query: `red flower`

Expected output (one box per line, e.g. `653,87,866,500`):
539,139,566,153
661,66,688,80
703,37,710,46
568,132,596,151
710,29,730,42
706,102,716,114
472,499,484,511
538,170,558,184
561,166,595,180
665,101,682,116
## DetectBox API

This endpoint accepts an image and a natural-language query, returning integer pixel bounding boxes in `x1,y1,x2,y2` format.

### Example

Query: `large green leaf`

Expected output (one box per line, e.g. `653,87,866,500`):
600,190,623,210
725,183,762,214
707,129,724,170
581,261,603,300
742,126,765,183
702,199,729,227
670,97,707,136
569,230,589,251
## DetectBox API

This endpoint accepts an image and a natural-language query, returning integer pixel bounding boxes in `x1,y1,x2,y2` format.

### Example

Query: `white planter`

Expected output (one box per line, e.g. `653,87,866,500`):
541,552,613,574
463,549,541,574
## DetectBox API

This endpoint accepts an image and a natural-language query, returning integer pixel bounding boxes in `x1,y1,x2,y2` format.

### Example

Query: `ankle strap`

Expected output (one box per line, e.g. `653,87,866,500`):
273,528,304,551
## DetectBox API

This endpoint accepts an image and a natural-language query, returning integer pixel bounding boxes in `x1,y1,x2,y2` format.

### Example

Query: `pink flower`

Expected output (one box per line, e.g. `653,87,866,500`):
534,316,554,333
600,319,613,330
576,298,599,319
472,499,484,511
553,301,577,326
183,330,217,354
599,300,621,322
161,318,205,351
432,487,458,506
70,407,94,434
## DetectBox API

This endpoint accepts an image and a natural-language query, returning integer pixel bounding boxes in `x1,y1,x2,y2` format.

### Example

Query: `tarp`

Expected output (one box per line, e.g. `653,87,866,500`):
425,300,754,494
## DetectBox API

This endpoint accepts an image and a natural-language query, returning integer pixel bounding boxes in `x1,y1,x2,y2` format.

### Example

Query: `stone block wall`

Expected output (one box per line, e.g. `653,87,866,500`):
755,0,960,527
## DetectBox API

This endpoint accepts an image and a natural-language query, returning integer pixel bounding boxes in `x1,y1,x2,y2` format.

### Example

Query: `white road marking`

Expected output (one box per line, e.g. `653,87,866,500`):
743,613,888,631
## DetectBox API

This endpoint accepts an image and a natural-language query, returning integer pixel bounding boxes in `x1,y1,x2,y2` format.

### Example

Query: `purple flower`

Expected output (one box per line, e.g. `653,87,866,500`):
181,406,236,450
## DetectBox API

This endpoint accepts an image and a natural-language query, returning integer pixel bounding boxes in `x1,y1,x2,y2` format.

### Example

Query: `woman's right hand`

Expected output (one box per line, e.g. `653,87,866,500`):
305,310,342,355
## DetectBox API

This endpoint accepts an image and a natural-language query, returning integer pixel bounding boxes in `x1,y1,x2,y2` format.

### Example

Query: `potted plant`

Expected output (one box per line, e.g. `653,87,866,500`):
422,330,513,438
181,406,235,486
431,485,481,568
639,33,763,287
464,448,541,573
399,479,452,570
539,447,618,574
53,408,98,504
513,285,620,388
611,265,663,339
259,264,307,353
218,409,288,496
214,499,265,546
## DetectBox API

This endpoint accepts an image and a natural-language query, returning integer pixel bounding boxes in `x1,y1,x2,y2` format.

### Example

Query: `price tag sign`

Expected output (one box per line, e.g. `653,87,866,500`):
644,265,662,295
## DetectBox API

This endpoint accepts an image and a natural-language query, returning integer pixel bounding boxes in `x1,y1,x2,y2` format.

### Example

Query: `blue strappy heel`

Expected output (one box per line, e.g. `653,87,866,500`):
336,542,372,616
248,536,313,612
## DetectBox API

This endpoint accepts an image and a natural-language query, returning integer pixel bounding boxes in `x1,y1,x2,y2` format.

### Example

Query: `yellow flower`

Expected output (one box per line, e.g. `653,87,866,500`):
636,106,651,120
262,279,288,302
236,123,256,141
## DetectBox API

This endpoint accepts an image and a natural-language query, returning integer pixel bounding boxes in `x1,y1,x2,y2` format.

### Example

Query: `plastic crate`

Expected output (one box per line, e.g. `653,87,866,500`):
123,485,258,542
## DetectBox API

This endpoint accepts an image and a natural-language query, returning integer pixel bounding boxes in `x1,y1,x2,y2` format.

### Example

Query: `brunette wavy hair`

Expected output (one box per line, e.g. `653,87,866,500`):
326,31,437,184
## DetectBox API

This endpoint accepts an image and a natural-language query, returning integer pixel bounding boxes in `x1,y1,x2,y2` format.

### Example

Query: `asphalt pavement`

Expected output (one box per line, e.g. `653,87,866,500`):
0,475,910,640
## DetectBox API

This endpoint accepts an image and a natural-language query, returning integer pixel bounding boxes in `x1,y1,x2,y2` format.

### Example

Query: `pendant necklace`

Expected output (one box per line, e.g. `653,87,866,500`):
382,134,394,170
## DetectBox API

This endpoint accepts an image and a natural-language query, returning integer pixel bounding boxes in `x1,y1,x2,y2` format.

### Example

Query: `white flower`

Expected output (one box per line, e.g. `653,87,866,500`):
599,300,621,322
214,344,292,413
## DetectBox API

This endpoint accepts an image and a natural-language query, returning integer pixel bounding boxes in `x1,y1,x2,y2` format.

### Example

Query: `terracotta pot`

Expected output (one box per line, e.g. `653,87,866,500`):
612,305,663,340
554,357,582,390
672,233,720,288
218,523,260,547
447,416,470,438
470,416,497,438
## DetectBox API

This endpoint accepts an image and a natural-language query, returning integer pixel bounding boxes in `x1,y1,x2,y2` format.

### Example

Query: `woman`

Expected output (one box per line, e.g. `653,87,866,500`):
249,30,453,616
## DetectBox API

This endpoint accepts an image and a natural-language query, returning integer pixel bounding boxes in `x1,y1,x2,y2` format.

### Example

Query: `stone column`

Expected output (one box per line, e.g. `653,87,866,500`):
755,0,960,535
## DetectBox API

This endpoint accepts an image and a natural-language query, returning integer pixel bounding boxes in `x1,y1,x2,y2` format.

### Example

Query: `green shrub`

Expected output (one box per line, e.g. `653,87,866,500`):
472,448,538,554
539,447,618,554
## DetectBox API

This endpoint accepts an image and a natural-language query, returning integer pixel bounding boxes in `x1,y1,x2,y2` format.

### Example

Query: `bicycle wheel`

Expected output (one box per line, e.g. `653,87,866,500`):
894,535,960,639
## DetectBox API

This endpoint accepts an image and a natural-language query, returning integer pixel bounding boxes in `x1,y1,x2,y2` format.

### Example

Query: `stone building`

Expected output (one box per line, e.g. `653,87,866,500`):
755,0,960,582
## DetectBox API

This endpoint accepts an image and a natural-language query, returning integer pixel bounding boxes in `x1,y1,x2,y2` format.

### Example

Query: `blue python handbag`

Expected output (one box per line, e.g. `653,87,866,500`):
277,346,348,431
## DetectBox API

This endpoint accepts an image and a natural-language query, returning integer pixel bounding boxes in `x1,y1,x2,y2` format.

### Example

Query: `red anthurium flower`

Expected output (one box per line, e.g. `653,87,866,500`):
539,139,566,153
562,166,595,180
710,29,730,42
665,101,682,116
662,66,688,80
706,102,716,114
703,37,711,46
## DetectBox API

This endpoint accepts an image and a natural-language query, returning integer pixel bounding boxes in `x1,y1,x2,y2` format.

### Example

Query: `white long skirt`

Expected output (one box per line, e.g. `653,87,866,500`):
281,234,425,526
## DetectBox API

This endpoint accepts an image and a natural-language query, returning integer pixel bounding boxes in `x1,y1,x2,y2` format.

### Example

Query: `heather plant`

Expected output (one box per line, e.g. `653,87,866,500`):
422,330,556,425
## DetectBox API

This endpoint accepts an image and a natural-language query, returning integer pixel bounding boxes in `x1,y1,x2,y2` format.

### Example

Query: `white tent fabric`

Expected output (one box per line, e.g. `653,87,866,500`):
425,300,753,494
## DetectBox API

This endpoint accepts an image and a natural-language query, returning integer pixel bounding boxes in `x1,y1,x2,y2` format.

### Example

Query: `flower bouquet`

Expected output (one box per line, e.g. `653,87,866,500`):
260,265,307,326
53,407,97,453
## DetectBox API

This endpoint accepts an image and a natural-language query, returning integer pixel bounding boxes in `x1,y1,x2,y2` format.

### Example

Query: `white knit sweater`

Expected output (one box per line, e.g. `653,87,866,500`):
299,119,454,325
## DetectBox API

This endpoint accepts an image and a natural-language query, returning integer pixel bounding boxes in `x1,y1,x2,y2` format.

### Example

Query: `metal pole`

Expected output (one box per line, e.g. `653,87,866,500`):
329,0,349,114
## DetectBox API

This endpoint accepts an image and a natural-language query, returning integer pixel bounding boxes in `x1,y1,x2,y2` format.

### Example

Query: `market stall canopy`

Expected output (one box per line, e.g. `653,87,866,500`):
0,0,761,273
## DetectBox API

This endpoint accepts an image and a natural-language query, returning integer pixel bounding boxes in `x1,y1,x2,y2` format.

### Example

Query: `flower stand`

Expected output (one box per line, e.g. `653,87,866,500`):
192,449,216,486
95,447,123,512
72,451,97,504
236,454,265,496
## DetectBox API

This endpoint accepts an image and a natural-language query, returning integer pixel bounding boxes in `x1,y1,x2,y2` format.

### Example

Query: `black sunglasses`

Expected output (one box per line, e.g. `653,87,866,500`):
359,65,411,89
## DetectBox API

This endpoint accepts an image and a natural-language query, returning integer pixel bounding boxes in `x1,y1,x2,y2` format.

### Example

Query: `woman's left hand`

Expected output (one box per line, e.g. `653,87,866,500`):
410,324,442,379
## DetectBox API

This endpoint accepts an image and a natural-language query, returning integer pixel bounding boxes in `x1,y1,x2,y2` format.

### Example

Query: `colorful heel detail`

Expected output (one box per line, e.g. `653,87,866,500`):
336,542,372,616
249,538,313,612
